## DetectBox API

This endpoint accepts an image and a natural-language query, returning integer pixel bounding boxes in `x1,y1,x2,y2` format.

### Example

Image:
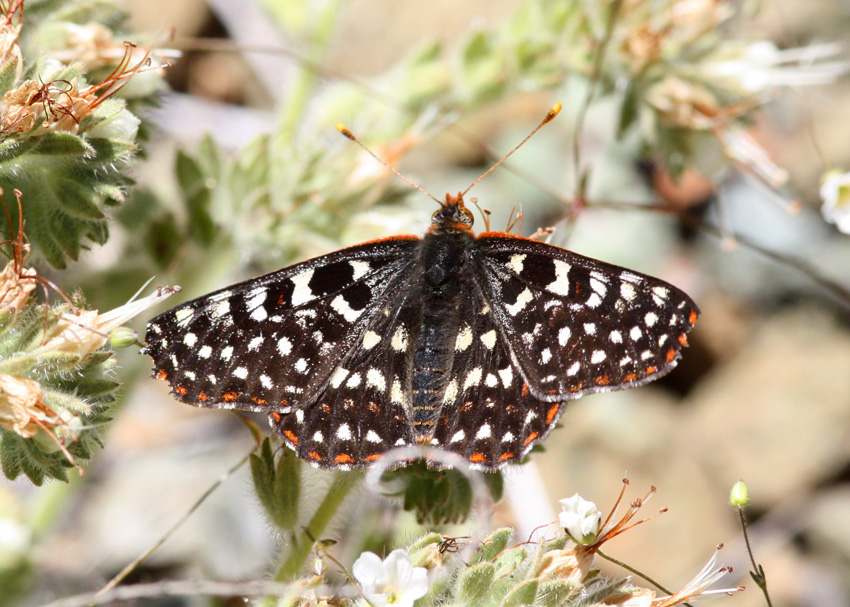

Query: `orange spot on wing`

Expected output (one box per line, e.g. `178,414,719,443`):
280,399,290,408
569,382,583,393
334,454,354,464
320,404,331,414
624,373,637,382
156,369,168,381
175,386,187,395
498,452,515,462
595,374,610,386
689,309,698,324
546,404,560,424
521,383,530,397
272,412,282,422
368,402,380,413
469,452,487,464
523,432,539,446
278,294,286,305
283,429,298,444
252,397,267,405
307,451,323,461
365,454,381,462
222,391,238,402
666,349,676,362
645,365,657,374
198,392,208,401
678,333,689,346
461,401,474,412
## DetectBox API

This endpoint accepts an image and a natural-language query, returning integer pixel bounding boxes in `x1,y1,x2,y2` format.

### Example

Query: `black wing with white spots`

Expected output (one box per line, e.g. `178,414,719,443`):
470,234,698,401
143,236,420,413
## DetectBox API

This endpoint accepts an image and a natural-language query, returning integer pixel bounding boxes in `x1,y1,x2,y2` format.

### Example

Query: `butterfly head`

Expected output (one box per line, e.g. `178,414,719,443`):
431,192,475,232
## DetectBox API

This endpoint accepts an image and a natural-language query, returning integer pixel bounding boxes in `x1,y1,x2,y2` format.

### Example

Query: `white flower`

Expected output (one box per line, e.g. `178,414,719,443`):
820,169,850,234
559,493,602,545
353,549,429,607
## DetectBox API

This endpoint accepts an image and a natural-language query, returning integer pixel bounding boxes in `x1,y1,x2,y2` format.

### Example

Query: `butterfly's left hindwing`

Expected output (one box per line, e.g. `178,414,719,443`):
143,237,420,412
470,234,699,401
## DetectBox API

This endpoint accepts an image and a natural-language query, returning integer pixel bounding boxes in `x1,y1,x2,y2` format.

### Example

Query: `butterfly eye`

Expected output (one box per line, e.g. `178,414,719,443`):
462,208,475,224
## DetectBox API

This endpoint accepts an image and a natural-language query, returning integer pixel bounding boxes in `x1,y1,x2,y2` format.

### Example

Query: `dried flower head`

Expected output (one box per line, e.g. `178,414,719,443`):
0,258,35,314
0,374,47,438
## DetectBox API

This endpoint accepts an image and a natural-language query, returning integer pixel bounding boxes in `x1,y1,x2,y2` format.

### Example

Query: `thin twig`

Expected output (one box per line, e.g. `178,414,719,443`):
737,506,775,607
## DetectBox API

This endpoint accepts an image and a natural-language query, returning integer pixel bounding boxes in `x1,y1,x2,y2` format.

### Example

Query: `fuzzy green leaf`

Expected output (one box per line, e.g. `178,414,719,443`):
458,562,495,604
33,133,95,157
470,528,513,565
273,446,301,530
493,546,528,579
502,580,538,607
250,438,278,523
535,581,578,607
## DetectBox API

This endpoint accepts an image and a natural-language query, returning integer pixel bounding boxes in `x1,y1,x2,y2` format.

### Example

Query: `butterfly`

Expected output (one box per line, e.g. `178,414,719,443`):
142,189,698,470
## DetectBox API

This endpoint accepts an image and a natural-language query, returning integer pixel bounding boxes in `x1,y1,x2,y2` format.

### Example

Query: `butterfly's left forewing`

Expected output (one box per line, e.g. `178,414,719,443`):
471,234,699,401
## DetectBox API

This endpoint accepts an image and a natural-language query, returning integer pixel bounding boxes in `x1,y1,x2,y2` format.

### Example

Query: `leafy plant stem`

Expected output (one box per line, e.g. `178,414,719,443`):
270,470,363,585
597,548,674,596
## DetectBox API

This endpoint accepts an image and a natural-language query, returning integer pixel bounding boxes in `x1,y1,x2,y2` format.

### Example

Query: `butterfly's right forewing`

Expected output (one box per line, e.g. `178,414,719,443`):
143,237,420,412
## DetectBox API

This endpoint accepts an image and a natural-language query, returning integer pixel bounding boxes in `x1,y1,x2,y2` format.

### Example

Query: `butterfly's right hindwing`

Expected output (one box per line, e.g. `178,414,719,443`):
142,237,420,412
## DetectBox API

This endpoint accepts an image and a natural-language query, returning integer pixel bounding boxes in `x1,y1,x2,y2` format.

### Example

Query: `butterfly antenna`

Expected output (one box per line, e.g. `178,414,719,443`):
462,103,562,198
336,123,443,205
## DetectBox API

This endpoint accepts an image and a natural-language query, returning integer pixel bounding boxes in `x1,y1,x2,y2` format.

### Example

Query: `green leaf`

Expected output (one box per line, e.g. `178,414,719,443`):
34,133,95,157
470,528,513,565
535,581,578,607
273,446,301,530
493,546,527,579
501,580,538,607
250,438,278,523
55,179,106,219
458,563,495,604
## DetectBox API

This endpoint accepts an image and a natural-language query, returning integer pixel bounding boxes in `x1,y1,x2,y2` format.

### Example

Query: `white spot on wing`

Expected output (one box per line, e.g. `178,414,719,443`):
260,374,273,389
391,327,408,352
620,282,637,302
498,367,513,387
583,323,596,335
221,346,233,361
558,326,571,346
336,424,352,440
505,287,533,316
610,330,623,343
507,254,526,274
233,366,248,379
290,270,316,306
475,424,491,440
567,361,580,376
278,337,293,356
175,308,193,326
350,260,371,280
346,372,362,388
183,333,197,347
443,379,458,404
331,294,364,323
645,312,658,327
313,431,324,443
463,367,482,390
366,430,381,443
248,336,263,351
366,368,386,392
630,326,642,341
547,260,572,295
450,430,465,443
485,373,498,387
250,306,268,321
294,358,308,373
330,367,348,388
591,350,606,364
541,348,552,363
212,300,230,318
391,379,405,404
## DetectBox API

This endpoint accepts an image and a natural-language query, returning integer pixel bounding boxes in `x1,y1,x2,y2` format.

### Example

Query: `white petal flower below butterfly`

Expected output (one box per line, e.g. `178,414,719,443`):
353,549,429,607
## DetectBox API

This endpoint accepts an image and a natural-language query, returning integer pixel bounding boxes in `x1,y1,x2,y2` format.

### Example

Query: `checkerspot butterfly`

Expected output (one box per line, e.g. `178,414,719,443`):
142,106,699,470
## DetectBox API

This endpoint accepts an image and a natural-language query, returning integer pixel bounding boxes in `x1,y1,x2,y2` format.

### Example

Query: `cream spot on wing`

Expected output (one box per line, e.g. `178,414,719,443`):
480,330,497,350
463,367,482,390
475,424,491,440
507,254,526,274
498,367,513,387
443,379,458,404
183,333,197,347
346,372,362,388
212,300,230,319
455,325,473,351
220,346,233,361
558,326,572,346
363,330,381,349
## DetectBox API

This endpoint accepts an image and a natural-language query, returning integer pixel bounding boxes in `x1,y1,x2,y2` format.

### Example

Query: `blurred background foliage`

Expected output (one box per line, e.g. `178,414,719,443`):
1,0,849,605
